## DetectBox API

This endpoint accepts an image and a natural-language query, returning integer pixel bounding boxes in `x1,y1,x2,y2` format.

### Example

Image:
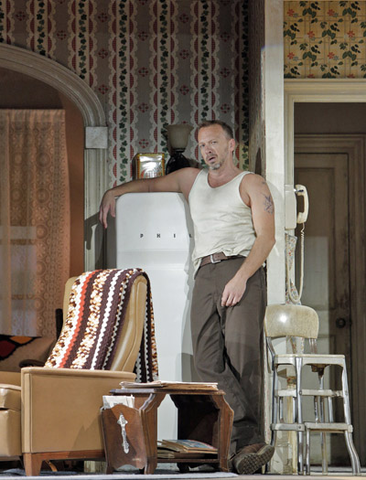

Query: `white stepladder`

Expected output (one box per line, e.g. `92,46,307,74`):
265,303,361,475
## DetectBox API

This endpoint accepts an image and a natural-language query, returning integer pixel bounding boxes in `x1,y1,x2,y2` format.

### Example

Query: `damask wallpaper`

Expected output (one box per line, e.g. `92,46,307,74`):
0,0,249,185
284,1,366,78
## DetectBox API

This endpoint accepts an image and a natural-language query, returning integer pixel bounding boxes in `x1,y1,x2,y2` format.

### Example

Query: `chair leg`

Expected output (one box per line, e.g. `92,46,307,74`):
296,358,304,474
265,429,277,473
345,431,361,475
305,428,328,475
341,365,361,475
297,431,305,474
270,427,277,449
319,396,328,474
272,366,279,427
23,453,43,476
267,365,279,473
320,431,328,474
304,428,310,475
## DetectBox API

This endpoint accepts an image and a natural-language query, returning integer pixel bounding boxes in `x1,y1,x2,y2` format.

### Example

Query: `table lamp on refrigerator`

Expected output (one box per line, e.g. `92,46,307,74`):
165,123,193,174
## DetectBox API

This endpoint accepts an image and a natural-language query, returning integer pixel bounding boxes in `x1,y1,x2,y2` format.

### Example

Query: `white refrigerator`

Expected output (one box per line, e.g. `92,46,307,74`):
115,192,197,440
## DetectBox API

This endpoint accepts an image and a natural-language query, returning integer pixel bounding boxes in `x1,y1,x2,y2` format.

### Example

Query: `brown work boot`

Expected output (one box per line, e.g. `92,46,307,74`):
232,443,274,475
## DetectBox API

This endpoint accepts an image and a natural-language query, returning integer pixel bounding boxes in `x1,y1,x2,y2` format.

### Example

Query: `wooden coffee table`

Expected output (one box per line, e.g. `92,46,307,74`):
101,382,233,474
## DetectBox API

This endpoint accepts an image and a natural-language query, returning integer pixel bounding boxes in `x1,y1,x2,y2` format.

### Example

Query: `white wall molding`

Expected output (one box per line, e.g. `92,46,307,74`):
264,0,286,305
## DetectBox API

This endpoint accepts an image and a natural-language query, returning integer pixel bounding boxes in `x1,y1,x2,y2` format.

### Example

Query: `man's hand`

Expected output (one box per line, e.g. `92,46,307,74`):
221,274,247,307
99,190,116,229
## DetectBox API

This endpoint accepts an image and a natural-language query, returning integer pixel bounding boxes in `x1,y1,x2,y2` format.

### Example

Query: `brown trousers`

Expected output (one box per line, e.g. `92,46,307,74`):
190,257,266,454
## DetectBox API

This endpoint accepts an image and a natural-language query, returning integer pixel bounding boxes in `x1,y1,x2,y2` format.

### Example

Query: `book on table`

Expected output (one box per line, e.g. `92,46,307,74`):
157,439,217,458
119,380,218,390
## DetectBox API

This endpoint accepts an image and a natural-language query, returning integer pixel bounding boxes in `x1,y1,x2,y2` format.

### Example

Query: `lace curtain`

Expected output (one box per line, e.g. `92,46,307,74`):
0,110,70,337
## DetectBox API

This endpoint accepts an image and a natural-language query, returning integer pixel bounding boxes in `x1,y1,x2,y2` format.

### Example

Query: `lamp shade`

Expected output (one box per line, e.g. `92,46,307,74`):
166,124,193,150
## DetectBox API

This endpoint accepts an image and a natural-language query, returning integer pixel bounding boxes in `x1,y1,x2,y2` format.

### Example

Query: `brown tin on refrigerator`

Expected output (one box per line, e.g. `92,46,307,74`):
133,153,165,179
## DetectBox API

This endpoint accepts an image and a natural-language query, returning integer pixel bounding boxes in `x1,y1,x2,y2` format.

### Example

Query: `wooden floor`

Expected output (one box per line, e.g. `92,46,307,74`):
0,462,365,478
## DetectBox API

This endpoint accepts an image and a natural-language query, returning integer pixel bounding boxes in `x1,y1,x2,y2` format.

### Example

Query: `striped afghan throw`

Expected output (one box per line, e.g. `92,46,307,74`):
45,268,158,382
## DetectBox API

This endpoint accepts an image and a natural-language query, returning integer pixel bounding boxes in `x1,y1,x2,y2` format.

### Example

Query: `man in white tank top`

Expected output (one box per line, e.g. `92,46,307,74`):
99,120,275,474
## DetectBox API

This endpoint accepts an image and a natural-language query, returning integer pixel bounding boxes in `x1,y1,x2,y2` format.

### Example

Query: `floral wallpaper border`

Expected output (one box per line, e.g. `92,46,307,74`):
284,1,366,78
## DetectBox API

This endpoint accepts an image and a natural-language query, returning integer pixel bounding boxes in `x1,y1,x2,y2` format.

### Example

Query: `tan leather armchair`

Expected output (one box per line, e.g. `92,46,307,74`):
0,273,148,475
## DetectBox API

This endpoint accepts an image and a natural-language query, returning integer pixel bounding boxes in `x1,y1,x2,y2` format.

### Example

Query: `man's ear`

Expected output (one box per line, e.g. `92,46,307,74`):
229,138,236,153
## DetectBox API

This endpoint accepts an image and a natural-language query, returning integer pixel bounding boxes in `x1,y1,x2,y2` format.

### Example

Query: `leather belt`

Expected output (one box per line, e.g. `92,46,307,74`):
200,252,243,267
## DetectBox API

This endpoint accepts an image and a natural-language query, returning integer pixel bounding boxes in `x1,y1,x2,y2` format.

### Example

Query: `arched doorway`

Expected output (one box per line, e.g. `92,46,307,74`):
0,43,108,270
0,67,85,276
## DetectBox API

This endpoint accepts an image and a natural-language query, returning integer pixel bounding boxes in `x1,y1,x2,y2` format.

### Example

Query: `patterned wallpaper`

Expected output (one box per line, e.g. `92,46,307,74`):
248,0,265,175
0,0,249,185
284,1,366,78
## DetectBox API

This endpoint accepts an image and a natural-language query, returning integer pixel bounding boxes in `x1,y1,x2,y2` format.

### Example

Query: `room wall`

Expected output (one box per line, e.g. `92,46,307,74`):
0,0,249,187
0,68,84,276
249,0,265,175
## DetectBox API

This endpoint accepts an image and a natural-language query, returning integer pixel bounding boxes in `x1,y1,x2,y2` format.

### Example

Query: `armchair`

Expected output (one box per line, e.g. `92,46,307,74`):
0,269,157,476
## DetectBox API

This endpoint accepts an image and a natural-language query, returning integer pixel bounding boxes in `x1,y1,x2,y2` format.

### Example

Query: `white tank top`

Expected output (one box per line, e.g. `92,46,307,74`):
189,169,256,274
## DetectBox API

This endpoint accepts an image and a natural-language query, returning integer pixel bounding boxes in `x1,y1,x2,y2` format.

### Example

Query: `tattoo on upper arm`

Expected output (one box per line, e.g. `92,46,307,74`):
263,193,274,214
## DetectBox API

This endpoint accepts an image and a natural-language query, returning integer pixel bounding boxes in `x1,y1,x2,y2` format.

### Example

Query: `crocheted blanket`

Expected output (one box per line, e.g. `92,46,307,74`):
45,269,158,382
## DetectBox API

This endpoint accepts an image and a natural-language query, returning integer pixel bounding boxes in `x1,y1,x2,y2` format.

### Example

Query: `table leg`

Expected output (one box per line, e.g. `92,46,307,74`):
139,392,166,474
209,394,234,472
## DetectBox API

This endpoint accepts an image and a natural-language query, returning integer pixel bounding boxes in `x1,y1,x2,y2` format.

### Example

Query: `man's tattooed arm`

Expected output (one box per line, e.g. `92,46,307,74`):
263,193,274,214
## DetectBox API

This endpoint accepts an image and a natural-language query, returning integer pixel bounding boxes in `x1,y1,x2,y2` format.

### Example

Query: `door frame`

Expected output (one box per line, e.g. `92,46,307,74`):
0,43,108,271
285,78,366,462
